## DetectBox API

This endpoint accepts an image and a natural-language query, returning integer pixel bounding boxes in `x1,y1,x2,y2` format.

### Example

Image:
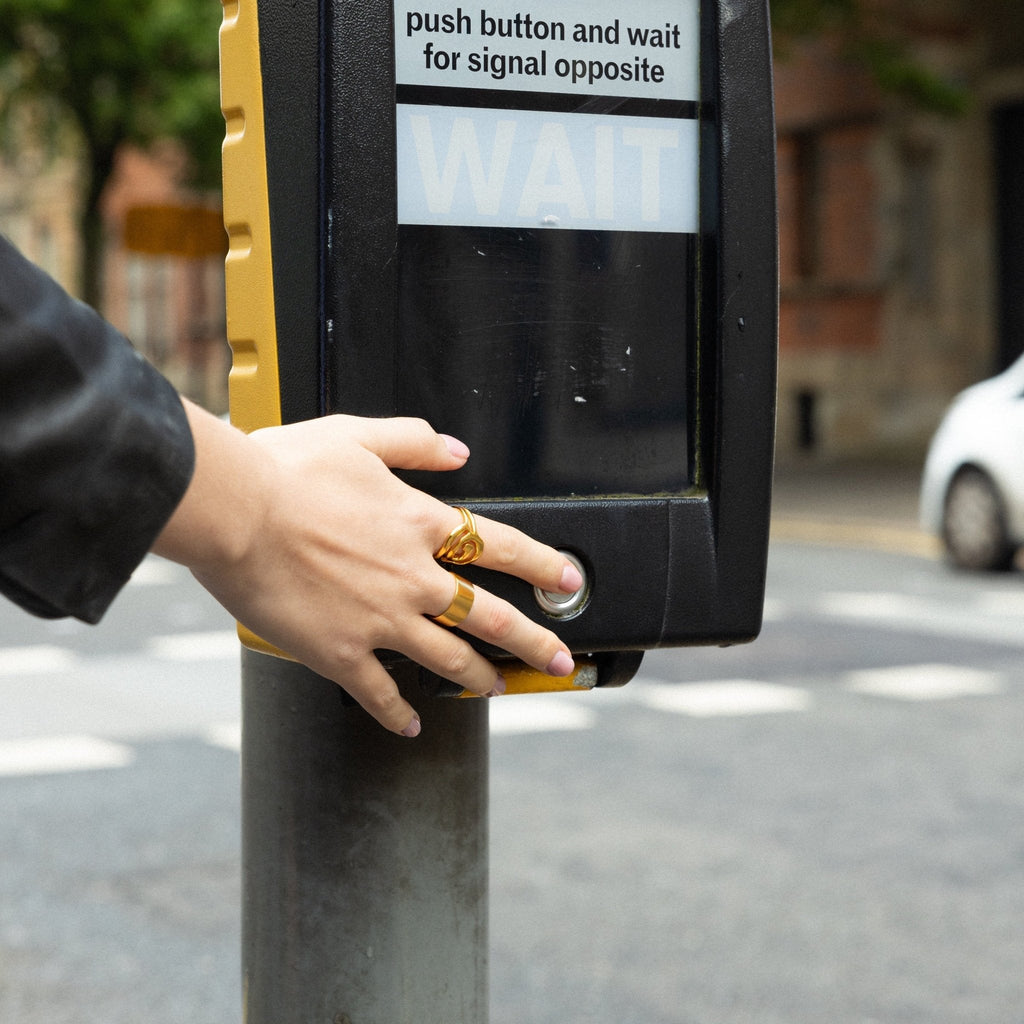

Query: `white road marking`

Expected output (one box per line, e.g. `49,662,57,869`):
147,631,240,661
0,735,134,777
0,645,79,676
489,696,596,734
845,663,1004,701
635,680,812,717
205,722,242,753
820,591,1024,648
821,592,934,620
976,590,1024,617
127,556,187,587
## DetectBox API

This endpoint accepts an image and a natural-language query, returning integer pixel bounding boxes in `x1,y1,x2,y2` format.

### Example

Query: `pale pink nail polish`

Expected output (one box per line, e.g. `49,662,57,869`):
401,716,422,738
560,563,584,593
441,434,470,460
546,651,574,677
486,675,507,698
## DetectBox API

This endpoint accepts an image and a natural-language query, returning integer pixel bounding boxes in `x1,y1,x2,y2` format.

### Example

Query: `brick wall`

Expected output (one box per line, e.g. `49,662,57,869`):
772,11,1024,464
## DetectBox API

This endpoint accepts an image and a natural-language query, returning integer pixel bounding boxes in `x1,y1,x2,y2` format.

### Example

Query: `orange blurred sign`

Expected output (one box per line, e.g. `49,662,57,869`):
123,204,227,258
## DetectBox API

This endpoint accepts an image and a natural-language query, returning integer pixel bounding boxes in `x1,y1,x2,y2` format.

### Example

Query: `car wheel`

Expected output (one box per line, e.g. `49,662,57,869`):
941,467,1016,571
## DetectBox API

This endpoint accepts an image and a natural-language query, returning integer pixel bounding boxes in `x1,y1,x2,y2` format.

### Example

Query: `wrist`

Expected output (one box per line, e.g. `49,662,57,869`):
152,400,272,575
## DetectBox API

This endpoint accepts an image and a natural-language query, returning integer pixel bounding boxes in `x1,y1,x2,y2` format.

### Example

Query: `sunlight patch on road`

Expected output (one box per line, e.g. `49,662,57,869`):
821,591,1024,649
147,631,240,661
845,663,1004,701
0,645,79,676
205,722,242,753
128,556,188,586
489,695,596,734
635,680,811,717
0,735,135,777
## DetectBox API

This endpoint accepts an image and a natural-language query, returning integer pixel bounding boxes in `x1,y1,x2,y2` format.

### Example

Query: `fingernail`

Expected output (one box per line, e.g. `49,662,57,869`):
485,675,507,698
546,651,575,677
441,434,470,460
401,716,422,738
560,562,584,593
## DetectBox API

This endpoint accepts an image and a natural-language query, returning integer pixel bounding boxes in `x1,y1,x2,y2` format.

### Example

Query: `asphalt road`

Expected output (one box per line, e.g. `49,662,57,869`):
3,526,1024,1023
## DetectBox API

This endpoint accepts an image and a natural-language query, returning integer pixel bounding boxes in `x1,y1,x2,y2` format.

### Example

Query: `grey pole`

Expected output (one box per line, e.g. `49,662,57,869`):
240,648,488,1023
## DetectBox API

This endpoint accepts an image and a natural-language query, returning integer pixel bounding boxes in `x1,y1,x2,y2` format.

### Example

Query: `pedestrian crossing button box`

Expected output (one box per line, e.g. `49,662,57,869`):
221,0,777,682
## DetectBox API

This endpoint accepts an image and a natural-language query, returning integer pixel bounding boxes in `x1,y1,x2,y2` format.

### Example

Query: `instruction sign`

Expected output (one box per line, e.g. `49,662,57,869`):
395,0,699,98
394,0,699,232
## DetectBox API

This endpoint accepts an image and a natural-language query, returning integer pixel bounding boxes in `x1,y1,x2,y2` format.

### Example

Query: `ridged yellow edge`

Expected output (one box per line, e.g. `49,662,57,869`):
219,0,281,434
220,0,283,658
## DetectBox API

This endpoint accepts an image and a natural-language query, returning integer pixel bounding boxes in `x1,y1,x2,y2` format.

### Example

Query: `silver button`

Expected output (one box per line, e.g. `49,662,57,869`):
534,551,589,618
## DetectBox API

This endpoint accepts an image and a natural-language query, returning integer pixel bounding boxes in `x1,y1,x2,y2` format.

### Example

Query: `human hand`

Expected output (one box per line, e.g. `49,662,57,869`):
156,406,582,737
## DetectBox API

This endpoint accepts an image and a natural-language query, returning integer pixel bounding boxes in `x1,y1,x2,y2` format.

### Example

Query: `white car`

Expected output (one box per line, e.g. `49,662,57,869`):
920,354,1024,571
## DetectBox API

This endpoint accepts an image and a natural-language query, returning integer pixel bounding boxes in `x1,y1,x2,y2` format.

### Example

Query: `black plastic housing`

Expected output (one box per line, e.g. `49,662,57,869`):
254,0,777,659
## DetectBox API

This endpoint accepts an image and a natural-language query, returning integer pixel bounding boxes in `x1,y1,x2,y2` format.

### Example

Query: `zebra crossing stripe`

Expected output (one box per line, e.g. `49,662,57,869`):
634,680,812,717
845,663,1003,701
0,735,134,777
0,645,79,675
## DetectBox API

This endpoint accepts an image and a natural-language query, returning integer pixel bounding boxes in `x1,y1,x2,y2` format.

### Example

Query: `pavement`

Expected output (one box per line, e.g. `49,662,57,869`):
769,458,940,558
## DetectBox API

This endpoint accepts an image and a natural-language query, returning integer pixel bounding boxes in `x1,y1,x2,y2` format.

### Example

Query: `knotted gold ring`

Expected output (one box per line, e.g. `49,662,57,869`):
432,573,475,628
434,506,485,565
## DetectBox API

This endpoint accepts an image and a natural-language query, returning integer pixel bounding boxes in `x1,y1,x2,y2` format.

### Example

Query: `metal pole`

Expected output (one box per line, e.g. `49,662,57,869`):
240,649,489,1023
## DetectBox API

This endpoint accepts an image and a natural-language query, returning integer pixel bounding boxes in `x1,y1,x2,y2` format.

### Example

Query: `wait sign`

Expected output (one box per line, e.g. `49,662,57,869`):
394,0,699,233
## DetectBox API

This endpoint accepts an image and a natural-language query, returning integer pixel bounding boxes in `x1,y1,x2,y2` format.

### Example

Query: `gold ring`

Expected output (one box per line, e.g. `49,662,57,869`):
434,506,485,565
432,574,475,628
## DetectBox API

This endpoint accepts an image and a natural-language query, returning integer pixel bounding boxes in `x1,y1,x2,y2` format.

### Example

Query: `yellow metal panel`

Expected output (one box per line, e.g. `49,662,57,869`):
458,661,598,696
220,0,283,659
219,0,282,434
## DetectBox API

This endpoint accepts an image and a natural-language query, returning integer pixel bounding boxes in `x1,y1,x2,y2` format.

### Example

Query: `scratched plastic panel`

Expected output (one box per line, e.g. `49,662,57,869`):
397,225,693,501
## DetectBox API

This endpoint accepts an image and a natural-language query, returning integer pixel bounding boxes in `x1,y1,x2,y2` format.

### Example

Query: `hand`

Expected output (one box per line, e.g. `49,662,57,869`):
154,405,583,737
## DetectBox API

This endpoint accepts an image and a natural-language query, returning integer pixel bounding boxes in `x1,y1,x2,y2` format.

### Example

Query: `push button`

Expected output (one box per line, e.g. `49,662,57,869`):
534,551,589,618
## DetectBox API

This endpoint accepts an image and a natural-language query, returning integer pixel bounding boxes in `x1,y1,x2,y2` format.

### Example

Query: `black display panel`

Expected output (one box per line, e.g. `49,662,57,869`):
323,1,703,501
397,224,694,499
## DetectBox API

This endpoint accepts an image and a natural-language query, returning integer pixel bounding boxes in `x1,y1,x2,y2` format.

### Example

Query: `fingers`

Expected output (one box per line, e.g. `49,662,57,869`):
448,580,575,677
435,506,584,596
341,419,582,595
415,571,575,689
330,563,575,734
342,415,470,472
328,655,424,738
328,579,571,734
398,616,511,698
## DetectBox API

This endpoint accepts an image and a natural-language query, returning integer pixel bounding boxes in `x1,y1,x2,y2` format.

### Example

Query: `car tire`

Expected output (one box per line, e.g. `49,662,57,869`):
941,467,1016,571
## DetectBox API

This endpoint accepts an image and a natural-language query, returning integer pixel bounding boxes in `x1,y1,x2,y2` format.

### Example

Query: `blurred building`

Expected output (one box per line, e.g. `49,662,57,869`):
102,146,229,413
0,138,82,293
2,1,1021,454
774,1,1024,463
0,141,227,412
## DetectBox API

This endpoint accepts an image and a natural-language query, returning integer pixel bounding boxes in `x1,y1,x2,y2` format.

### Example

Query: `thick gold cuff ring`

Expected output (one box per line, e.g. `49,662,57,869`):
434,506,485,565
432,574,475,628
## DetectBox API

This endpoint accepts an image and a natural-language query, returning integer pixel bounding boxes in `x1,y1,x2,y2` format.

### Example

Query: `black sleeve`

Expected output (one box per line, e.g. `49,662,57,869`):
0,235,196,623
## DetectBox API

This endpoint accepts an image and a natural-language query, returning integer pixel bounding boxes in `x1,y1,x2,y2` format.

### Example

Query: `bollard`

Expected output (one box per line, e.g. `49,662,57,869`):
240,650,488,1023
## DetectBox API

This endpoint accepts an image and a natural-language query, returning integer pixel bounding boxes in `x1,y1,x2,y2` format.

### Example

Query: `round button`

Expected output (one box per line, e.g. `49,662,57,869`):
534,551,589,618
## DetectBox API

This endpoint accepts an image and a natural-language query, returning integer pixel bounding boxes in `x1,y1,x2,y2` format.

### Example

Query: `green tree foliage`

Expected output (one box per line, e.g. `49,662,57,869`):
0,0,222,306
769,0,971,116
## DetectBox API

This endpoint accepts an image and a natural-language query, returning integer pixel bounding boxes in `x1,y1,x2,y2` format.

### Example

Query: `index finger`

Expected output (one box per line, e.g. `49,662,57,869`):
450,511,584,596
